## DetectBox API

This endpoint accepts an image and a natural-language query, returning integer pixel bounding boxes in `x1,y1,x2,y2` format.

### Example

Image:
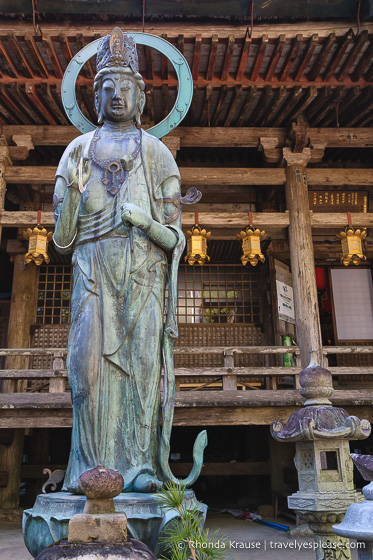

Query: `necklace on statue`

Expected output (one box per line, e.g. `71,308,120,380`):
89,128,141,196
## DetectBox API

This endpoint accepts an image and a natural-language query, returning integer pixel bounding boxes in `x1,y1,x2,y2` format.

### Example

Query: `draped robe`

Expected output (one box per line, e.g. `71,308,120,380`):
54,130,183,493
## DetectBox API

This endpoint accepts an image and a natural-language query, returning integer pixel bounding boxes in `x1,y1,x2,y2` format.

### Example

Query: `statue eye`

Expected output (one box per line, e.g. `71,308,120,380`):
103,81,114,90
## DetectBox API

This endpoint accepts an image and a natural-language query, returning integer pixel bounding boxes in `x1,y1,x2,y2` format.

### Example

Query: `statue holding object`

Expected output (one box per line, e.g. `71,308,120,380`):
52,28,207,494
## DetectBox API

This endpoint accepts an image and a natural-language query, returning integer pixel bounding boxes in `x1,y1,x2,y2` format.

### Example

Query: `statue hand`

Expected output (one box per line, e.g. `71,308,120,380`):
121,203,152,231
68,144,91,193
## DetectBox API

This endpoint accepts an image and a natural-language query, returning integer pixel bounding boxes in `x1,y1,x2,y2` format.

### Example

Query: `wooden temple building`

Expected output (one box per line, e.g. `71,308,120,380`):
0,1,372,517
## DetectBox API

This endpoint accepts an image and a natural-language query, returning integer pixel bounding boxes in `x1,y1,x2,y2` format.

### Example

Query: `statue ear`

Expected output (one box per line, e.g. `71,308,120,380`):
95,91,103,125
138,90,145,115
135,90,145,126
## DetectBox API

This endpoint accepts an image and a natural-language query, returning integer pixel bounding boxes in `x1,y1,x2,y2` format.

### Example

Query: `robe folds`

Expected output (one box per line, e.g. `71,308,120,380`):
54,130,184,493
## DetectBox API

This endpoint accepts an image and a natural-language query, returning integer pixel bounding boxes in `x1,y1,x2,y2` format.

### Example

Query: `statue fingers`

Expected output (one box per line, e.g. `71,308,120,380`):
82,158,92,183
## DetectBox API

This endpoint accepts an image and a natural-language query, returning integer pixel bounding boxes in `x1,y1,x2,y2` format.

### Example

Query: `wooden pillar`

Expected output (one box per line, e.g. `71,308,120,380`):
0,138,11,244
0,430,24,515
0,254,38,512
283,147,323,368
6,254,38,382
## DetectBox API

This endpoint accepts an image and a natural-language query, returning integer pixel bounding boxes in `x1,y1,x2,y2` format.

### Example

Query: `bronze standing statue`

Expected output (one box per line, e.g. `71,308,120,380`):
53,29,206,494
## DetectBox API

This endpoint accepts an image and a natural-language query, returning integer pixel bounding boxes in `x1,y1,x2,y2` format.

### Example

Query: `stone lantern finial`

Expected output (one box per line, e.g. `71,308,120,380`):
298,351,333,407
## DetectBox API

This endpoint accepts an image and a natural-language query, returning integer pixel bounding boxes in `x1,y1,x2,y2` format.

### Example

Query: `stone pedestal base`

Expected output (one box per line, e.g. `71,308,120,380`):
34,539,156,560
304,511,351,560
23,491,207,559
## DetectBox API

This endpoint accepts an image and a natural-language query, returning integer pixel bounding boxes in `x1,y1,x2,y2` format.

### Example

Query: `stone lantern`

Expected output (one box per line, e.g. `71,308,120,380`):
334,454,373,559
271,354,371,559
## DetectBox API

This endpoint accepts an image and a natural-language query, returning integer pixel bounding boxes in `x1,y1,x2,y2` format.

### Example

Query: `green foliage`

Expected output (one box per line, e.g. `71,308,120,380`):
155,482,233,560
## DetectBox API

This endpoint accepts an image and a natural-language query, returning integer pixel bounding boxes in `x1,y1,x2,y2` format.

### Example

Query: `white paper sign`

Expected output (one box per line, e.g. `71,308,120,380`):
276,280,295,323
331,268,373,340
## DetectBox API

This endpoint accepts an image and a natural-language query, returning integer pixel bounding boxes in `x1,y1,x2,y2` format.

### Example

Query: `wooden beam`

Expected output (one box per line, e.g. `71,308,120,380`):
265,34,286,81
58,33,73,65
0,20,371,39
0,85,32,125
253,86,273,126
322,86,360,127
280,34,303,82
7,33,33,78
206,34,218,81
2,210,373,230
199,84,213,126
338,30,369,82
177,34,184,55
351,40,373,82
286,85,317,123
24,83,57,125
223,84,242,126
0,39,18,78
144,46,153,80
2,125,373,149
3,166,373,187
1,390,373,428
251,35,268,81
192,34,202,81
323,31,352,82
42,34,64,79
294,34,318,81
40,83,69,125
312,86,346,127
236,86,257,126
2,365,372,380
235,33,251,81
9,83,43,125
161,34,168,81
308,33,335,81
221,34,235,81
272,86,302,127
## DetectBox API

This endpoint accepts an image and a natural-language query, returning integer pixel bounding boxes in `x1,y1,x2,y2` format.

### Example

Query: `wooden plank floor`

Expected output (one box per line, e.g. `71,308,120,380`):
0,390,372,428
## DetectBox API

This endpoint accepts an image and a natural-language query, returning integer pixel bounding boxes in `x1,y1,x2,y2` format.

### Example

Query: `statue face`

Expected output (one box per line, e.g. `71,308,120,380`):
99,73,138,123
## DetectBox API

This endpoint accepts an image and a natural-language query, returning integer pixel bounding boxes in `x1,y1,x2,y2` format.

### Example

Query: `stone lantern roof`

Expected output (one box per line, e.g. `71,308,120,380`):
271,355,371,442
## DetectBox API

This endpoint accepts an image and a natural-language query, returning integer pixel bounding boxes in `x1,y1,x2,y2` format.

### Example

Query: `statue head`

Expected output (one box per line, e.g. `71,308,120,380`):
94,28,146,126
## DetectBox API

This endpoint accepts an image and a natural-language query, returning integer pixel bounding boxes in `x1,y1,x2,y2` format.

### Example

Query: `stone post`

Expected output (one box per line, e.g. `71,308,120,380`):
283,148,323,367
271,355,371,560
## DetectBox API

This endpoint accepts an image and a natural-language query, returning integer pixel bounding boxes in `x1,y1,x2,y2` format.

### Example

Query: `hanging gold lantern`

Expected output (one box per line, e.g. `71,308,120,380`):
24,211,53,266
336,213,366,266
185,212,211,265
236,212,266,266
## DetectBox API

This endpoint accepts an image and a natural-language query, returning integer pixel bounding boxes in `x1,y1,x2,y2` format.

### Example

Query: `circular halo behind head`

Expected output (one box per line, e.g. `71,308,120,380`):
61,31,193,138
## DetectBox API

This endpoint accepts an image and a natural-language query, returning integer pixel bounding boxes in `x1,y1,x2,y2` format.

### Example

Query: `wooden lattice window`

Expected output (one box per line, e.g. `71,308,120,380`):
36,265,72,325
36,264,260,326
177,264,260,324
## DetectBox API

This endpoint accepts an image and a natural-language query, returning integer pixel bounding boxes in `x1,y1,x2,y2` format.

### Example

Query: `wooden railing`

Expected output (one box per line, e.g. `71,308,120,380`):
1,345,373,393
0,346,300,392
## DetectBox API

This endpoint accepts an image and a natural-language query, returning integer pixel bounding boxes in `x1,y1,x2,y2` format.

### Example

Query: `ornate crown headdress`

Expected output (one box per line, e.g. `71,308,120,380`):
96,27,139,74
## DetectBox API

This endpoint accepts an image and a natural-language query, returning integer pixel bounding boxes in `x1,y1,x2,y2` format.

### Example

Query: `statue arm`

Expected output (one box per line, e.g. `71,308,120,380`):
53,143,91,254
53,176,81,254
